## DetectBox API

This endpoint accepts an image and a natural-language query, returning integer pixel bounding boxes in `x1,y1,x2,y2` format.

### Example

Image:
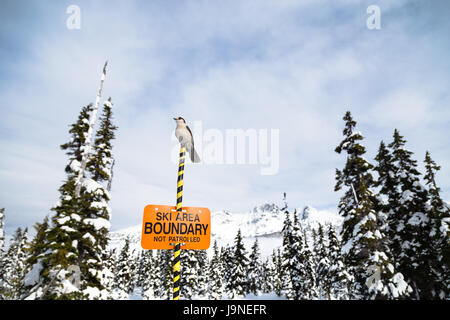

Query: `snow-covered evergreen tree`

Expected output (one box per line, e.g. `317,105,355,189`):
315,224,331,299
423,151,450,299
196,250,209,297
248,238,263,296
114,237,132,299
345,180,411,299
1,227,29,299
227,229,249,298
208,241,224,300
34,104,93,299
101,248,115,299
221,245,234,297
272,249,283,297
334,111,375,298
77,98,117,299
140,250,155,299
387,129,432,299
280,208,295,299
292,220,318,299
181,249,200,299
0,208,4,255
262,256,275,294
0,208,5,297
326,224,351,299
335,111,375,239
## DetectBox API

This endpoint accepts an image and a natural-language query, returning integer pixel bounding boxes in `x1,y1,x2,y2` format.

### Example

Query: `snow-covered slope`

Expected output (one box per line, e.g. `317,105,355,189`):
109,203,343,258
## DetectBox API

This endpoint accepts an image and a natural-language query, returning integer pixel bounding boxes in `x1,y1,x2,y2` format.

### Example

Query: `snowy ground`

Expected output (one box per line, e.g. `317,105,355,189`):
125,287,286,300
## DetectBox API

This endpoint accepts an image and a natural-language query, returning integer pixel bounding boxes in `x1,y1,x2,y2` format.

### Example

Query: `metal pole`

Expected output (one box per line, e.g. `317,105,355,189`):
173,146,185,300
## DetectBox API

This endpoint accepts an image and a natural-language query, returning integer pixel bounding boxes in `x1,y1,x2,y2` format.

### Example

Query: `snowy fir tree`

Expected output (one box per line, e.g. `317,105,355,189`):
152,249,172,300
315,224,331,299
387,129,433,299
100,248,116,299
22,216,50,298
325,224,351,299
272,249,284,297
373,141,399,223
26,104,94,299
0,208,5,295
221,245,234,296
21,98,117,300
280,207,295,299
0,208,4,255
423,151,450,299
227,229,249,298
151,250,165,299
196,250,209,297
114,237,133,299
345,179,411,299
1,228,29,299
180,249,200,299
335,111,375,250
208,241,224,300
292,222,318,299
77,98,117,298
262,256,275,294
248,238,263,296
138,250,152,297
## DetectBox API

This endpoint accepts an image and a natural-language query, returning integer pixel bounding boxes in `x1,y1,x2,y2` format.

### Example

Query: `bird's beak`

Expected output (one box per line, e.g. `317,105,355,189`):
173,117,177,120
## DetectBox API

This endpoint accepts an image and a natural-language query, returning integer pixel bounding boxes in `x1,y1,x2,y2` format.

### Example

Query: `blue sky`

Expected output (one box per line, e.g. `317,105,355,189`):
1,0,449,234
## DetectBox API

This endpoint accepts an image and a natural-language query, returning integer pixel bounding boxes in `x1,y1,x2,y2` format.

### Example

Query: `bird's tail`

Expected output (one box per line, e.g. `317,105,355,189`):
190,145,201,163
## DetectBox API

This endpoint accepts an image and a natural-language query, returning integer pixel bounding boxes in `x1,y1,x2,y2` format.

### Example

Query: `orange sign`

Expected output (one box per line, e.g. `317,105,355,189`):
141,204,211,250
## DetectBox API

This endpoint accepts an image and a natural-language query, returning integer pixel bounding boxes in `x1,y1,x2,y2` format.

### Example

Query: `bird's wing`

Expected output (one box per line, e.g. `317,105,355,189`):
186,125,200,163
186,125,195,147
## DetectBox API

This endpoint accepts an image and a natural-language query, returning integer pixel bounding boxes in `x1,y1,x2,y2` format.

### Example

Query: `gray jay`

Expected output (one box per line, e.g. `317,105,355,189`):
174,117,201,163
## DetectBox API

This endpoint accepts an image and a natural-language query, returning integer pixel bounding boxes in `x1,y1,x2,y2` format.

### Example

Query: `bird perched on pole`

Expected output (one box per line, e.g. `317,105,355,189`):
174,117,201,163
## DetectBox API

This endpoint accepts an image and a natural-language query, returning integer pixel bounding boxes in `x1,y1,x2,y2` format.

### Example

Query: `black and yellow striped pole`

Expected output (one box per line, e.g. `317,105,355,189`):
173,146,185,300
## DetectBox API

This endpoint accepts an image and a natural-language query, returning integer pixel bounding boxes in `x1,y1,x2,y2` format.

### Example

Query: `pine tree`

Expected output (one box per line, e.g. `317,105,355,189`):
280,208,295,299
140,250,154,299
208,241,224,300
248,238,263,296
373,141,398,223
292,221,318,299
152,250,166,299
0,208,4,255
114,237,132,299
24,104,93,299
346,180,411,299
22,216,50,299
227,229,249,298
262,257,275,294
1,227,29,299
181,249,200,299
76,99,117,299
272,249,284,297
335,111,375,248
0,208,5,297
387,129,432,299
196,250,209,297
315,224,331,299
326,224,351,299
221,245,234,298
423,151,450,299
334,111,376,299
101,248,115,299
